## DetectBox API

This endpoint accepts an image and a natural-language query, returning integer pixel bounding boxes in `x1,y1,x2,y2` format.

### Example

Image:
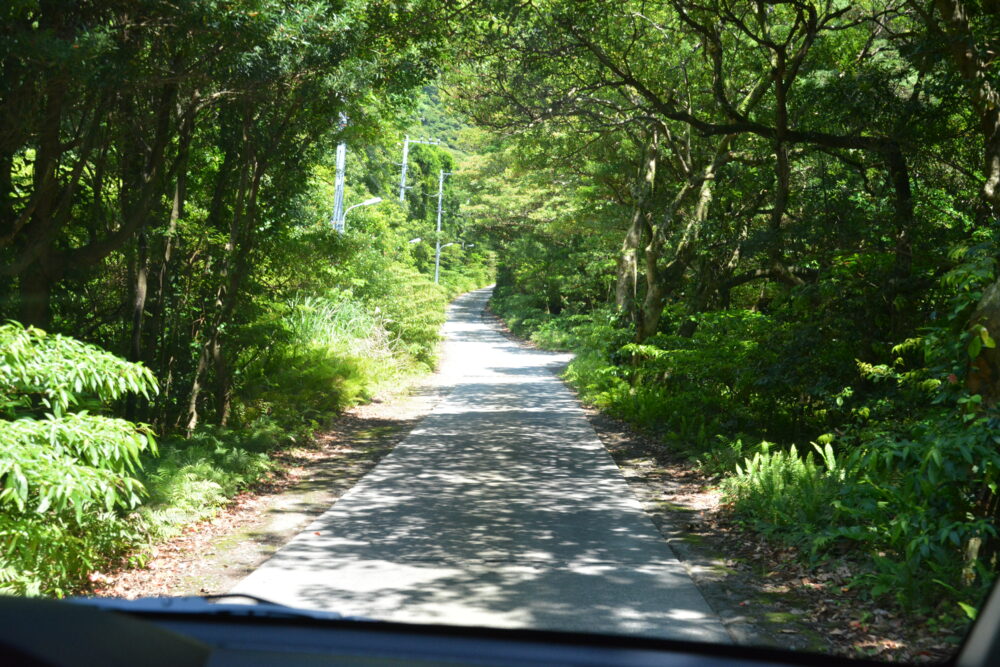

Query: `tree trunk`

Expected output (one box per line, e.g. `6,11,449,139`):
0,149,13,236
212,336,232,426
636,135,735,341
148,108,195,423
932,0,1000,212
18,258,56,328
126,230,149,421
187,126,263,432
616,131,657,315
929,0,1000,402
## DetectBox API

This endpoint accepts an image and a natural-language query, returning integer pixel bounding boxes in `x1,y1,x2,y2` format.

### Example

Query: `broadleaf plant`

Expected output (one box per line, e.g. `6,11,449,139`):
0,322,157,595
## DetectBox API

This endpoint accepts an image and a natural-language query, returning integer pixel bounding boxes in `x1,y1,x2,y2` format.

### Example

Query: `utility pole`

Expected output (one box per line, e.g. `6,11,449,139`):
331,113,348,231
331,141,347,232
434,170,452,284
398,135,440,202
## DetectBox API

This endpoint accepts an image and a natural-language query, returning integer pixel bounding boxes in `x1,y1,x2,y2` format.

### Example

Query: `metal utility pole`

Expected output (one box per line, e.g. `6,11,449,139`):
331,113,348,231
398,135,440,202
434,170,452,284
331,141,347,232
340,197,382,233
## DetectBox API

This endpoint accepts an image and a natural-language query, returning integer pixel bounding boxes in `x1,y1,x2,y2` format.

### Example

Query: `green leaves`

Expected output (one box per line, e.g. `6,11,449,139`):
968,324,996,360
0,323,158,419
0,323,158,596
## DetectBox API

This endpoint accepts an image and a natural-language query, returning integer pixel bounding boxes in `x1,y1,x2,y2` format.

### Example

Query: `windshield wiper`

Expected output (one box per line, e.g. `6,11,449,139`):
70,593,368,622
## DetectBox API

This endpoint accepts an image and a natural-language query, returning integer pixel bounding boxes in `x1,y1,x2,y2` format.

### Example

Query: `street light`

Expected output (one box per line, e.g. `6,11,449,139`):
434,243,457,284
337,197,382,232
408,237,421,243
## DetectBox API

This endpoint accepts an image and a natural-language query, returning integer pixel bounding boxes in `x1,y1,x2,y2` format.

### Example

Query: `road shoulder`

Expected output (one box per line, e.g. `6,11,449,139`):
93,382,445,599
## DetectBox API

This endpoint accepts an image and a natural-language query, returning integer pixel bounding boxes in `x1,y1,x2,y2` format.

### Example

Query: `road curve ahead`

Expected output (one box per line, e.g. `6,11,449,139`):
232,287,729,642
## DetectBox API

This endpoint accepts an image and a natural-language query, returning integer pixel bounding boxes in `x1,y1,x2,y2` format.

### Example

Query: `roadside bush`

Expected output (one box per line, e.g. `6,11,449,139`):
0,323,157,596
237,291,416,433
376,267,448,367
722,441,850,543
493,281,999,614
490,292,551,339
720,411,1000,612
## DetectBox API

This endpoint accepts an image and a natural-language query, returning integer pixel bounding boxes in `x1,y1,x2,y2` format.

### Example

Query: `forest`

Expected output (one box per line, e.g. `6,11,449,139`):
448,0,1000,624
0,1,491,596
2,0,1000,648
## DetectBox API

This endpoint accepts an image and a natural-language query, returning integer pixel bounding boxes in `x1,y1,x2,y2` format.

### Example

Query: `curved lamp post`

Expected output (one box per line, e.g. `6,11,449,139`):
337,196,382,233
434,243,457,284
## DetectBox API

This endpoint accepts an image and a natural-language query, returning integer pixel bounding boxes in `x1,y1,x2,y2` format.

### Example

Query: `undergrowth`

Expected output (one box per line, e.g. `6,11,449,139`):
1,274,491,597
491,281,999,622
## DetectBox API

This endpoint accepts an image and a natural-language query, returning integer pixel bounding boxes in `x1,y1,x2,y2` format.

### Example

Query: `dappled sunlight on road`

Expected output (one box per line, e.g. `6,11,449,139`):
232,287,728,642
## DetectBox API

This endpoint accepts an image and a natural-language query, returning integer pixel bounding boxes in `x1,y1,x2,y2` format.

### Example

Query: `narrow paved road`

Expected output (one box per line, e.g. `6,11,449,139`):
232,287,729,642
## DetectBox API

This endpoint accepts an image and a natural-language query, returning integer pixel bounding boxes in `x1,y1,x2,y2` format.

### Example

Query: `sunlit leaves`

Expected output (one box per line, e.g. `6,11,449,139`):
0,323,158,419
0,324,157,594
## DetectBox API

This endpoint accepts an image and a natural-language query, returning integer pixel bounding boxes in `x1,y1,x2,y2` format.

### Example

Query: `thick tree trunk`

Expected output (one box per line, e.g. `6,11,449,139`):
635,135,734,341
185,340,212,435
546,278,563,315
18,258,56,328
984,115,1000,213
929,0,1000,405
126,231,149,421
616,132,657,315
932,0,1000,212
968,279,1000,404
614,207,645,310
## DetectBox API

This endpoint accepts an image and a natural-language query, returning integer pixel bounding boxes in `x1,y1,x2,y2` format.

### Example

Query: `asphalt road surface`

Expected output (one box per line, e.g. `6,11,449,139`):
232,287,729,642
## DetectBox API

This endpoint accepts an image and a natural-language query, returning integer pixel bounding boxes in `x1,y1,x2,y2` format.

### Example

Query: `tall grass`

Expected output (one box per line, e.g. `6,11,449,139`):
288,294,400,364
237,291,420,432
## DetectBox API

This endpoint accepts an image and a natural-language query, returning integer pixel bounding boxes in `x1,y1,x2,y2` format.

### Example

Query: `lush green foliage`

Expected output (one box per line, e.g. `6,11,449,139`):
4,0,999,643
137,425,280,543
494,276,999,614
464,0,1000,622
0,323,157,595
0,0,492,596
